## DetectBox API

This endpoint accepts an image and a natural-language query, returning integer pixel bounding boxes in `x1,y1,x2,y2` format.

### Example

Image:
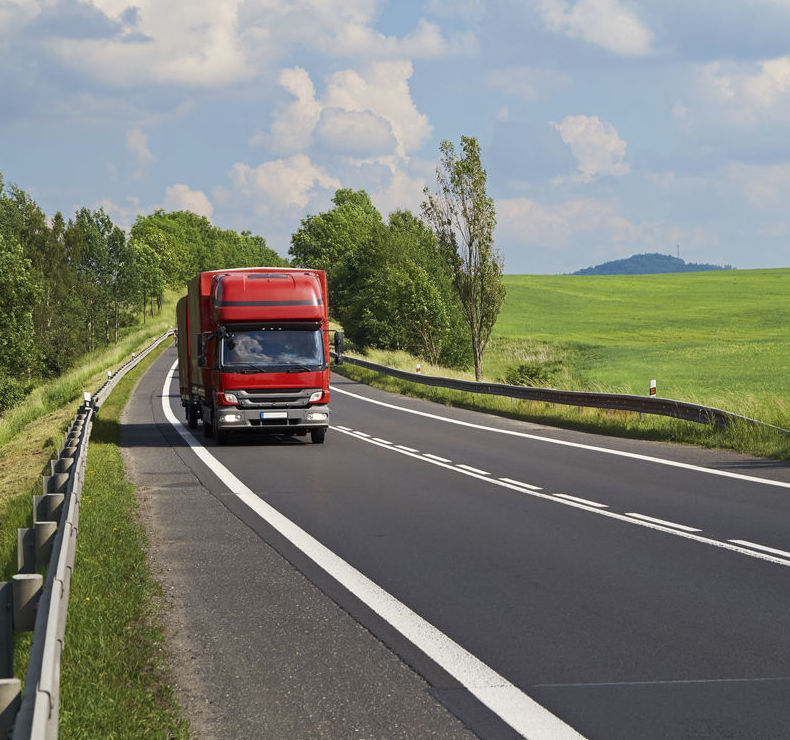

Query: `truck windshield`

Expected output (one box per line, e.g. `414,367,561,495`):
220,329,324,371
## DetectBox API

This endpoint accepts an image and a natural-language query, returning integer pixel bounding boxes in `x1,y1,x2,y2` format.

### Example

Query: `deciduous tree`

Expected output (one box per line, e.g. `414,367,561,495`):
421,136,506,380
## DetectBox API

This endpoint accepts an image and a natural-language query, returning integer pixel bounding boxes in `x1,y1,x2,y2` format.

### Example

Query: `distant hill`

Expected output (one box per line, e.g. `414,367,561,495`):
574,253,732,276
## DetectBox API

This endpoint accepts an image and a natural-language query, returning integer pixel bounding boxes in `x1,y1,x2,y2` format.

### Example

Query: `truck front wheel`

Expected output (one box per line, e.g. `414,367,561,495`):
310,428,326,444
187,402,199,429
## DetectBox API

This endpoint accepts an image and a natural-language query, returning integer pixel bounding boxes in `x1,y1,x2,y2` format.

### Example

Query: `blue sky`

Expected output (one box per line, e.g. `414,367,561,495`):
3,0,790,274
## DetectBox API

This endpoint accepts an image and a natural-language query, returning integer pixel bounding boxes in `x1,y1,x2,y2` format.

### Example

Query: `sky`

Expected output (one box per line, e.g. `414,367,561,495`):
3,1,790,274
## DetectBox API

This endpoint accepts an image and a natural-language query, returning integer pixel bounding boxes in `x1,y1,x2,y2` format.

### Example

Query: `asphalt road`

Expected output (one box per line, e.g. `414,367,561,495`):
122,345,790,739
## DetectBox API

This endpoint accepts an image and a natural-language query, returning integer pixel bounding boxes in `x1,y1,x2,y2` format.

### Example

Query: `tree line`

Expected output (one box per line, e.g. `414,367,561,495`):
0,172,285,412
0,135,504,412
290,136,505,380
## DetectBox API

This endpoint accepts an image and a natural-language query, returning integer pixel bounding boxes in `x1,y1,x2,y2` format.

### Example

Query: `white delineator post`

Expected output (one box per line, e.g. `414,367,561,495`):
650,379,657,397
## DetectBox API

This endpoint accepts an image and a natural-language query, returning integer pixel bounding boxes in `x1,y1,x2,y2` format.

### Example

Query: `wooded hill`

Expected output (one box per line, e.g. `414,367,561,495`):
574,252,732,275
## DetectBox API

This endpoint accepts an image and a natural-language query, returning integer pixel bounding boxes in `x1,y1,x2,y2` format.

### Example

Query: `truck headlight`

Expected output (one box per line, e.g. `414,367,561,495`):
220,392,238,404
220,412,242,423
306,411,328,421
308,391,323,403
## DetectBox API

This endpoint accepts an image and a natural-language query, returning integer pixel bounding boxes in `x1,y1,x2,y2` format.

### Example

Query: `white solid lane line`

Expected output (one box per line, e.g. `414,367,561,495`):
161,362,583,740
331,385,790,490
624,513,701,533
396,445,419,453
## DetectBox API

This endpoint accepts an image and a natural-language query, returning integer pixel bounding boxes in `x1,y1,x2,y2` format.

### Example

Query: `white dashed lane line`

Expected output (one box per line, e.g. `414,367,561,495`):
424,453,452,463
331,424,790,569
623,512,701,533
554,493,608,508
457,464,490,476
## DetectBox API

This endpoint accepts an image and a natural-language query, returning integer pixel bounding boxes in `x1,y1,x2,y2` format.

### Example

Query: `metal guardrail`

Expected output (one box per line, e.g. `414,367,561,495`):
332,352,790,435
5,330,174,740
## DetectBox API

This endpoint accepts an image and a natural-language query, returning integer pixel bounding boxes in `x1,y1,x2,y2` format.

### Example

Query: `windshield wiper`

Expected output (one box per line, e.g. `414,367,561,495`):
283,363,323,373
224,363,275,373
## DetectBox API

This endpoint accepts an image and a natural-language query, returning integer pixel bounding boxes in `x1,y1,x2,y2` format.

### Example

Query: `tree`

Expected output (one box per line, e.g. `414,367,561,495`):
0,234,38,410
334,211,471,367
289,189,383,305
421,136,506,380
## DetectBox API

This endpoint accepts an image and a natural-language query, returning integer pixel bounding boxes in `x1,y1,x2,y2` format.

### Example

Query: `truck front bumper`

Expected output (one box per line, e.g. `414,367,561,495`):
214,405,330,431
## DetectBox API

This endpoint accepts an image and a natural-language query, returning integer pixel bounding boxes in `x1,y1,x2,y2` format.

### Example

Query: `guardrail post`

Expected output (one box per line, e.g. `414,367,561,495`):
33,494,64,523
42,473,70,495
16,530,34,575
34,522,57,569
0,583,12,677
51,456,73,475
11,574,42,632
0,678,21,737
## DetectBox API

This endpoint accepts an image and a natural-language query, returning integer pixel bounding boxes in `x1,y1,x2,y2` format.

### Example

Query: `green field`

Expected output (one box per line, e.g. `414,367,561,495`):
491,269,790,417
338,268,790,458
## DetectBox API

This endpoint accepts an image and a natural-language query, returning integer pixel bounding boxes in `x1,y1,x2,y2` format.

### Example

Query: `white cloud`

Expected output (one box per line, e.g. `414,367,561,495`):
702,57,790,109
551,115,630,182
316,109,397,156
324,62,432,159
264,66,323,152
265,62,431,161
537,0,652,56
126,128,155,176
33,1,472,89
48,0,252,87
164,184,214,219
229,155,341,213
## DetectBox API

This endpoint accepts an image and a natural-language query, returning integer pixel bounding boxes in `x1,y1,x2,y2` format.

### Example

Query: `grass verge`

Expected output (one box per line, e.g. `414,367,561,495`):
0,290,178,449
333,349,790,460
58,340,189,738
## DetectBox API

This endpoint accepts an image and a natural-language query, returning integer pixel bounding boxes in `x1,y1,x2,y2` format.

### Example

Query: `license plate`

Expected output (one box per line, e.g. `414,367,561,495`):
261,411,288,420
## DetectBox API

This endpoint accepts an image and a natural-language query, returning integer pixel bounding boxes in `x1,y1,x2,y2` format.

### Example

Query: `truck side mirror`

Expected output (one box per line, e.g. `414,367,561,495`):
334,331,344,364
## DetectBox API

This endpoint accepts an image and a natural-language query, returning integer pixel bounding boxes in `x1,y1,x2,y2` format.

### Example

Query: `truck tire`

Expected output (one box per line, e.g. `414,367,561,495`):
310,428,326,444
187,402,199,429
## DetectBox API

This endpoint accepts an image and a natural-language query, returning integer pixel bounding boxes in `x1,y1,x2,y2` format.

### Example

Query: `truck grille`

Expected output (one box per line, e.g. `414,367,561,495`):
235,388,318,409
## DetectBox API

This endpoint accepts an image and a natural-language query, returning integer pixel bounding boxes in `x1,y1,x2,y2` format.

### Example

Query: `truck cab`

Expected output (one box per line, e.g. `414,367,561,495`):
178,268,333,445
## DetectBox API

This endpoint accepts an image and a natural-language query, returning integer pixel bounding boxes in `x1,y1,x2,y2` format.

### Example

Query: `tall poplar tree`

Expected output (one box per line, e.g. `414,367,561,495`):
421,136,506,381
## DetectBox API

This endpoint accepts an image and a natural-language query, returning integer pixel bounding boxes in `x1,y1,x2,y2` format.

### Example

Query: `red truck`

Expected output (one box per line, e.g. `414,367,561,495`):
176,267,339,445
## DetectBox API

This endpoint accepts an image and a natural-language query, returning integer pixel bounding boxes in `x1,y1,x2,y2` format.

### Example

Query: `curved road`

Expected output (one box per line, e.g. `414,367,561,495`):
121,345,790,739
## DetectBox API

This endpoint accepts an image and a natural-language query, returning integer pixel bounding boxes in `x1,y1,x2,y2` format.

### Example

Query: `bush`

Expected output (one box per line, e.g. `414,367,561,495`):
0,375,31,413
502,361,559,388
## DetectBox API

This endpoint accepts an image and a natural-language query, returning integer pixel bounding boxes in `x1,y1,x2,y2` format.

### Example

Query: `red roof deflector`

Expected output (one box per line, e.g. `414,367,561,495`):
212,272,325,323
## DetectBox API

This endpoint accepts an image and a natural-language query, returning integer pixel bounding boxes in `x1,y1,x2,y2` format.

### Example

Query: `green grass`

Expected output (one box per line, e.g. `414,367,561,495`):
0,296,187,737
0,290,178,449
59,339,189,739
496,270,790,401
334,268,790,458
